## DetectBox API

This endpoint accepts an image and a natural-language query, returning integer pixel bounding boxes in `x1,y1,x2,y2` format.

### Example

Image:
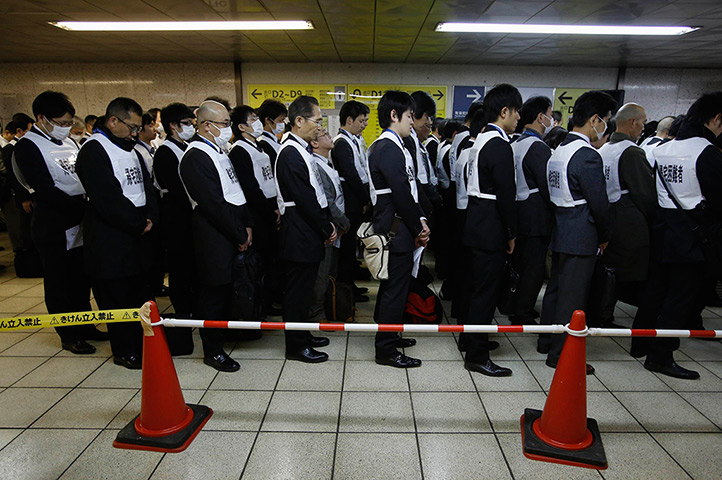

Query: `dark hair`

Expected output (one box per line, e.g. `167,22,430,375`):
603,118,616,137
257,99,287,126
140,112,155,128
160,102,194,135
377,90,415,130
204,96,231,111
551,110,562,123
480,84,522,124
544,126,568,149
12,113,34,131
442,119,462,139
641,120,658,142
519,96,552,127
339,100,370,125
32,91,75,120
465,101,483,122
148,107,161,119
288,95,319,126
105,97,142,121
685,92,722,128
84,114,98,126
230,105,256,138
469,107,487,137
410,91,436,120
669,115,685,137
432,117,445,132
569,91,618,128
4,121,13,134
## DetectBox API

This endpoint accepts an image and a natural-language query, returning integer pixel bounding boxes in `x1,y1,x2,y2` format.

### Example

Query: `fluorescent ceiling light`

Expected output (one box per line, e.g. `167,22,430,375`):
50,20,314,31
435,22,698,36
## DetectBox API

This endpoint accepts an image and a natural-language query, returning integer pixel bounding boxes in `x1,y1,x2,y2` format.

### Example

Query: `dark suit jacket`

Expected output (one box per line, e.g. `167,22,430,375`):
75,125,159,279
179,134,253,286
515,130,553,237
462,129,517,251
549,133,611,256
154,137,192,254
403,134,442,215
276,134,334,263
368,138,425,254
331,132,369,215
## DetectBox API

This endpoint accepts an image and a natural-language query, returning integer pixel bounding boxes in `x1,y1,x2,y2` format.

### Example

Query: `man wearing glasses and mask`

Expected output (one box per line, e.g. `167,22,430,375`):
76,97,158,370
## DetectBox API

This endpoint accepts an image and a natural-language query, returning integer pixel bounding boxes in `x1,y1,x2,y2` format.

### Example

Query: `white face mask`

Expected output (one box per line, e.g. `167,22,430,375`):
156,124,164,135
541,114,554,136
210,125,232,147
249,119,264,138
592,117,607,141
47,122,71,141
272,122,285,135
178,123,195,141
70,133,83,143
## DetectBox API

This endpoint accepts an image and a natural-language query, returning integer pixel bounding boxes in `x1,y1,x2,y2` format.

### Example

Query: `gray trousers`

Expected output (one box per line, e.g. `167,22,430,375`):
308,245,339,322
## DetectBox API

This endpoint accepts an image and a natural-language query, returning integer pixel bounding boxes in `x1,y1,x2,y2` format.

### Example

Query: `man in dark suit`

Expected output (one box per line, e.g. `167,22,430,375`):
461,84,521,377
538,91,617,373
276,95,337,363
76,97,159,369
369,90,430,368
179,100,254,372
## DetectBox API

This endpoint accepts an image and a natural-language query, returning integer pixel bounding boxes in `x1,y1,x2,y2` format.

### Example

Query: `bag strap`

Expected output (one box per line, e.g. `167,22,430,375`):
388,215,402,239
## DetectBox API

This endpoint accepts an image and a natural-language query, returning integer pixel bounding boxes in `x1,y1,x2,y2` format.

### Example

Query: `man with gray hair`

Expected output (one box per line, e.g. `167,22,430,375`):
641,115,675,161
597,103,657,325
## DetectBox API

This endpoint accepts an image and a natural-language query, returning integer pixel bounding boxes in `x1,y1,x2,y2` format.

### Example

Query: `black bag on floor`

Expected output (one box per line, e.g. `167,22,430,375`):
14,248,43,278
586,255,616,327
324,276,355,322
231,249,265,321
403,265,442,324
496,260,519,315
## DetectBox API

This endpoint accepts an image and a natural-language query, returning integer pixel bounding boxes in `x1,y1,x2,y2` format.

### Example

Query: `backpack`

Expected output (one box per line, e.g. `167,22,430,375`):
324,276,356,322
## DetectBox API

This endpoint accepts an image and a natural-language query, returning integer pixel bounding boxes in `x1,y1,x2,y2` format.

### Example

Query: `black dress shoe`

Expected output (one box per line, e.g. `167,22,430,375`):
396,337,417,348
84,328,109,341
545,359,595,375
644,360,700,380
62,339,96,355
354,293,370,303
375,352,422,368
286,347,329,363
464,359,512,377
204,353,240,372
114,354,142,369
353,286,369,294
536,343,551,354
629,347,647,358
458,340,499,352
310,336,330,348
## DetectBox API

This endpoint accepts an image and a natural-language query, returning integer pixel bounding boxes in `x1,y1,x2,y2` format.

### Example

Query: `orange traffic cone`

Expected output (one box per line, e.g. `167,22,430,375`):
520,310,607,469
114,301,212,453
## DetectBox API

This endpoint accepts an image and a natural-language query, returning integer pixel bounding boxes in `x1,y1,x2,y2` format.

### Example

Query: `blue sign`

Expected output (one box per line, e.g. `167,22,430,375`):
452,86,486,120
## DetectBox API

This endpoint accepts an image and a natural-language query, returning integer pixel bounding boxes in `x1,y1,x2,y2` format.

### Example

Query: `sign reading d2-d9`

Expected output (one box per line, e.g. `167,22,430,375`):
247,84,345,110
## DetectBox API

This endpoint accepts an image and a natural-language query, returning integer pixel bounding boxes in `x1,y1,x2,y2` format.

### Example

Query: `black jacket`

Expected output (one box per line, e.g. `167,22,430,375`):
153,137,192,253
75,125,159,278
331,131,370,215
403,134,442,215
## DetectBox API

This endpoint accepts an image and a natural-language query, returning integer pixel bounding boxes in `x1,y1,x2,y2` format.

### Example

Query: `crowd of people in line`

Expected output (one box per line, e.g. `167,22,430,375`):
1,85,721,381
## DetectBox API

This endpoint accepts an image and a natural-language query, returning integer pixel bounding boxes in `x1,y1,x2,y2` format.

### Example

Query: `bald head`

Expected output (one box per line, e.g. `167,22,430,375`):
614,103,647,141
196,100,229,124
656,116,675,138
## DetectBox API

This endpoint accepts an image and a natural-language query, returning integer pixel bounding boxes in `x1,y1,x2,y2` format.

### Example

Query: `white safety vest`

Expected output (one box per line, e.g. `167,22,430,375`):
467,127,509,201
641,137,663,166
455,147,472,209
547,135,593,208
185,139,246,208
259,131,281,155
654,137,709,210
449,130,470,179
274,135,328,215
157,138,186,195
367,130,418,206
334,129,369,184
598,139,635,203
133,141,162,193
423,135,439,152
410,129,437,186
20,130,85,196
511,134,543,201
231,138,277,199
85,132,146,207
438,141,453,183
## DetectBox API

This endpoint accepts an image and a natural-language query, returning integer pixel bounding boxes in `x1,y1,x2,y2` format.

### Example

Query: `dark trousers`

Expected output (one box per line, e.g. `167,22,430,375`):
194,283,233,357
459,247,505,363
164,245,194,356
449,210,466,318
374,251,414,357
309,246,337,322
38,244,95,343
338,212,362,284
512,235,549,324
539,252,596,364
92,274,150,358
632,260,704,364
283,260,319,351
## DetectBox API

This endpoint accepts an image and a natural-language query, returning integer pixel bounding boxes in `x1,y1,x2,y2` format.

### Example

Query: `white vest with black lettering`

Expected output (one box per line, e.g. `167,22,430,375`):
259,131,281,155
158,138,186,195
185,139,246,208
86,132,146,207
467,127,509,201
231,138,277,199
20,129,85,196
449,129,470,178
334,129,369,184
546,134,592,208
367,130,418,206
654,137,708,210
455,147,472,209
511,134,542,201
133,141,162,193
438,141,453,183
274,135,327,215
598,139,635,203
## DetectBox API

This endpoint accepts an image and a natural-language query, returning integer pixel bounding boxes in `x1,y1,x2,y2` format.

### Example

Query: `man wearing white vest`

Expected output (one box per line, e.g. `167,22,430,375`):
510,96,554,326
76,97,158,369
13,91,107,354
404,91,442,217
631,92,722,379
597,103,656,325
257,99,287,169
640,115,674,159
179,100,254,373
276,95,337,363
538,91,617,373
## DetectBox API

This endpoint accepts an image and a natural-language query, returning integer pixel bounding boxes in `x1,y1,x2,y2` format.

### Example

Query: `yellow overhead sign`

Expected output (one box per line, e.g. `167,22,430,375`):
246,84,345,110
553,88,593,127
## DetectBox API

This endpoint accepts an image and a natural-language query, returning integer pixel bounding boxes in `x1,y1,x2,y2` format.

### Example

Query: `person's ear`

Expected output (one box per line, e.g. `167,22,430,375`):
500,106,509,119
390,109,399,123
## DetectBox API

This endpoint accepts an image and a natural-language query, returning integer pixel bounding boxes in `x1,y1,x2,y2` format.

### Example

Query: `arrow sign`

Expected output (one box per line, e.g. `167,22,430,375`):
251,89,261,99
465,89,482,103
433,90,444,101
558,91,572,105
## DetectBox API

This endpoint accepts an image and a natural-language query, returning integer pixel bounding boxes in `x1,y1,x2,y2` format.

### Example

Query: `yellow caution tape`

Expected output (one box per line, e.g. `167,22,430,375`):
0,309,140,332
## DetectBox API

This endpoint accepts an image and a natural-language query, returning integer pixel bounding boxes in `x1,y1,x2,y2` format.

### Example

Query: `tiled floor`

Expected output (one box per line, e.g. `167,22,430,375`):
1,231,722,479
